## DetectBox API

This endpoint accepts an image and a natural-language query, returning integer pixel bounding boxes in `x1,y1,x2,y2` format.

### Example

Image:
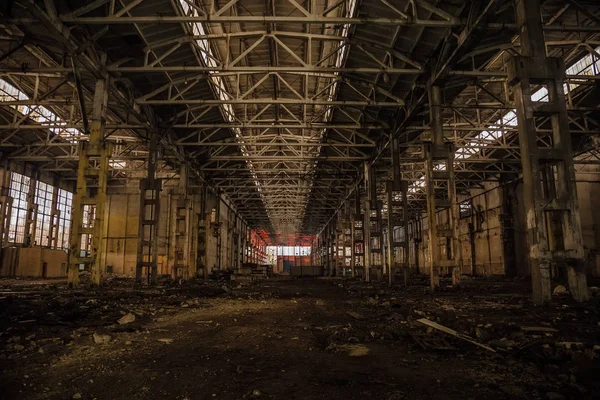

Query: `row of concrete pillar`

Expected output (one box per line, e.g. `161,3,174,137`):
314,0,590,304
64,77,266,288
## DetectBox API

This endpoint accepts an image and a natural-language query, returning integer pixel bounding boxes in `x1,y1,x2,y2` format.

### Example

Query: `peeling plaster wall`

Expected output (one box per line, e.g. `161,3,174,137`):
410,181,505,276
101,184,241,278
204,196,238,273
410,169,600,277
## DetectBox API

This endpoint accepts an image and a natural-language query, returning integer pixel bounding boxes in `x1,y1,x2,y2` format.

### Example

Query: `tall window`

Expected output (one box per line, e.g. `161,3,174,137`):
8,172,31,244
57,189,73,250
35,182,55,246
7,172,72,249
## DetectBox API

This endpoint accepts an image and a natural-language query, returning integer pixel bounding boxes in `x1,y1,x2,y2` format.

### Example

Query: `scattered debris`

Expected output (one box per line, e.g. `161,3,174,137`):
2,275,600,399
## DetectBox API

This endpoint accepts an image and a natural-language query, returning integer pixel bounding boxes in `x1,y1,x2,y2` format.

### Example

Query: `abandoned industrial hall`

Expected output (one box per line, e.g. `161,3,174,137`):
1,0,600,399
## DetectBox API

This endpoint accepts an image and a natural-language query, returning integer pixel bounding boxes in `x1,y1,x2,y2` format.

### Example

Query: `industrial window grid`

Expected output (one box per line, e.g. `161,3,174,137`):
459,201,473,219
8,172,31,244
7,171,72,250
35,182,54,247
56,189,73,250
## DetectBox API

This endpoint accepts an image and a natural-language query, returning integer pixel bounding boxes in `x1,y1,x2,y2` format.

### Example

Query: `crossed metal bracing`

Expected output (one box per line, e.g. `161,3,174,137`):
0,0,599,242
361,1,600,226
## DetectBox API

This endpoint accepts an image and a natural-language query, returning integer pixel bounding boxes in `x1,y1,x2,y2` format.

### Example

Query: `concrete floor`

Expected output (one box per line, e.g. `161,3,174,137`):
1,276,599,399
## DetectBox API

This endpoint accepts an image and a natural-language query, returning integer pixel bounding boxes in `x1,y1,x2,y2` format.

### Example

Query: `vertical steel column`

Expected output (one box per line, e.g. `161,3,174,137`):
48,177,60,249
352,189,363,277
136,131,162,284
387,135,411,286
386,136,410,286
344,202,352,277
0,195,12,247
0,165,12,247
214,195,222,270
172,164,191,280
363,162,374,282
509,0,588,303
68,78,112,288
424,85,460,291
349,198,355,277
447,142,462,287
23,171,38,247
197,187,208,278
336,212,344,276
232,214,240,271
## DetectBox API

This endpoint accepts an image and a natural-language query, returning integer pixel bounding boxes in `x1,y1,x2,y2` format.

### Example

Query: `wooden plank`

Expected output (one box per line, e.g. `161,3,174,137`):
417,318,496,352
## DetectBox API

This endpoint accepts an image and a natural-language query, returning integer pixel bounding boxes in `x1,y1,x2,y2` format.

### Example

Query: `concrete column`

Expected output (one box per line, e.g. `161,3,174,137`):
68,78,112,288
509,0,589,303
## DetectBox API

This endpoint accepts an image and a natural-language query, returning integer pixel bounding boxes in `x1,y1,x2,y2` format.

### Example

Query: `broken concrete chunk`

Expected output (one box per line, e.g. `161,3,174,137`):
553,285,568,295
92,332,112,344
117,313,136,325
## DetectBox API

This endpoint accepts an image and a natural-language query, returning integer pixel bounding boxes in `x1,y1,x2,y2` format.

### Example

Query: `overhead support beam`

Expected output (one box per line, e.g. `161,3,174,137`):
510,0,589,304
4,15,499,26
0,123,383,130
68,78,112,288
139,99,405,107
0,65,422,74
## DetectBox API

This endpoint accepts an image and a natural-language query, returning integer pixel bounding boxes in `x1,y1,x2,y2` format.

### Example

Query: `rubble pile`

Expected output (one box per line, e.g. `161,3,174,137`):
0,276,234,362
319,276,600,398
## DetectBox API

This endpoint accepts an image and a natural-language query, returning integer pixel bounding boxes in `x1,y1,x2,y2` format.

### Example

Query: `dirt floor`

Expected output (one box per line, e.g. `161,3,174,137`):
1,274,599,400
